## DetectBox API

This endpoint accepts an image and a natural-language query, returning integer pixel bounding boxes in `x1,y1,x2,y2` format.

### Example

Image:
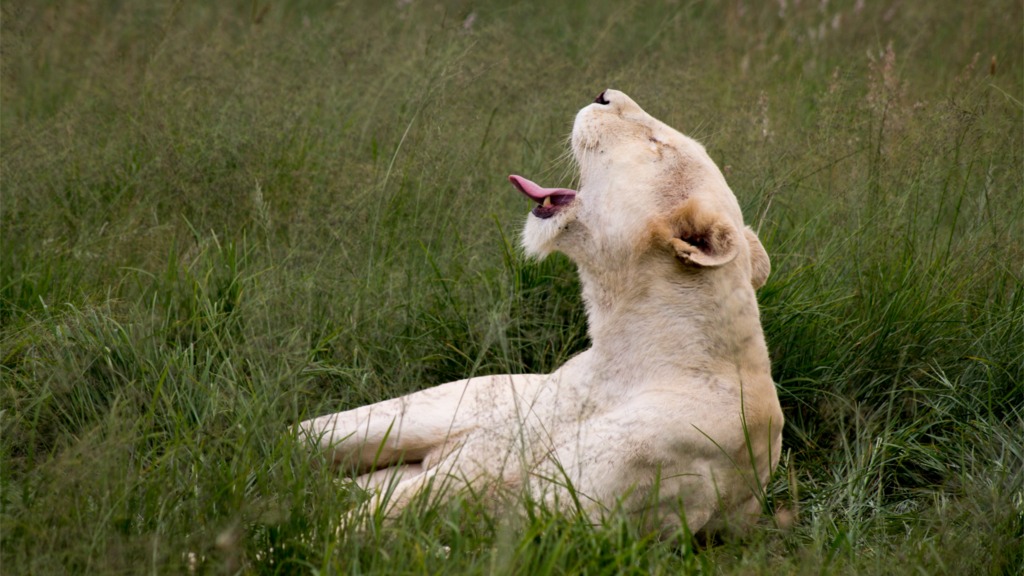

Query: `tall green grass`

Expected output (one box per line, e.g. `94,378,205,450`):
2,1,1022,573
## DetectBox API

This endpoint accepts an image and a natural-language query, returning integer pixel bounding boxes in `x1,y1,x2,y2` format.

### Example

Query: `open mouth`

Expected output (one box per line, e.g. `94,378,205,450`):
508,175,577,219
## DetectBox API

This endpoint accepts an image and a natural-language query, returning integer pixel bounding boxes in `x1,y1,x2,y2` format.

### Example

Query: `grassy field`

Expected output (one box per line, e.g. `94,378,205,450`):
2,0,1022,573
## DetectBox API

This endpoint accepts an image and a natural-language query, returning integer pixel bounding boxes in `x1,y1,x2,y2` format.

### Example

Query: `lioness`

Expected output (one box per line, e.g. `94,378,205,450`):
300,90,783,537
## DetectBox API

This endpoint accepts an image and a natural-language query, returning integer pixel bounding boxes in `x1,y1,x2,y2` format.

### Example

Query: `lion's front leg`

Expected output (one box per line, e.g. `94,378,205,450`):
298,373,546,473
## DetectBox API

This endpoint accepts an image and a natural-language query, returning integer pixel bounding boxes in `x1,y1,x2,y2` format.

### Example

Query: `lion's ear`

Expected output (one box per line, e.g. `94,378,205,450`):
745,227,771,290
666,199,739,268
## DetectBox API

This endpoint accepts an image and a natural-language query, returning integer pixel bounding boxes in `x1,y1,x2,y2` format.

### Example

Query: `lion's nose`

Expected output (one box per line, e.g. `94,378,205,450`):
594,90,610,105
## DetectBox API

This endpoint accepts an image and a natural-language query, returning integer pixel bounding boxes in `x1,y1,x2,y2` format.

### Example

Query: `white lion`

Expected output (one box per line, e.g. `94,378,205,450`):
299,89,783,537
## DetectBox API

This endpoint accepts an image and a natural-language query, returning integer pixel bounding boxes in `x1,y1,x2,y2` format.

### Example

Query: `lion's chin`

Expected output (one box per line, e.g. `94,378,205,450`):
520,213,563,259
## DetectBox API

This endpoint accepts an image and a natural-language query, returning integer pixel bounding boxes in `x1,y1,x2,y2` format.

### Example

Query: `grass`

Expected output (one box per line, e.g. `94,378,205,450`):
2,0,1022,573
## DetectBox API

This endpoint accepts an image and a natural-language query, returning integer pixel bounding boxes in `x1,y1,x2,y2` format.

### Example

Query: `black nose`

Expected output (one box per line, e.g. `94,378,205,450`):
594,90,610,105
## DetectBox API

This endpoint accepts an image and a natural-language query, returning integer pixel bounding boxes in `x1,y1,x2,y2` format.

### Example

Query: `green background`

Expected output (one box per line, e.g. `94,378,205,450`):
2,1,1021,573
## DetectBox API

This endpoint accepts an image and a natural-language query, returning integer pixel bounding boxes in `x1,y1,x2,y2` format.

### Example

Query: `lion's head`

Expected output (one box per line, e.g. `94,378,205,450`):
513,89,769,290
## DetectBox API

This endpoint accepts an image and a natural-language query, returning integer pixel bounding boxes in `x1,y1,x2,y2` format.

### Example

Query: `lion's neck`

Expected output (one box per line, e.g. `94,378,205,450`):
577,262,768,380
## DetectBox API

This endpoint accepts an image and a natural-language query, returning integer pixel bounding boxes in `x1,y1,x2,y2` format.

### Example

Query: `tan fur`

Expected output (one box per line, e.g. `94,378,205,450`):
298,90,783,537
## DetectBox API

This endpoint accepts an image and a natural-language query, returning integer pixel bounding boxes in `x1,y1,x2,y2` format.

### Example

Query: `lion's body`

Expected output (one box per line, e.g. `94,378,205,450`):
300,90,783,536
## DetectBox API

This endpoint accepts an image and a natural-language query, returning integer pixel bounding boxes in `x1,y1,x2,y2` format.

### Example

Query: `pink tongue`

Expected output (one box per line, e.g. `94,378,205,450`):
508,175,576,202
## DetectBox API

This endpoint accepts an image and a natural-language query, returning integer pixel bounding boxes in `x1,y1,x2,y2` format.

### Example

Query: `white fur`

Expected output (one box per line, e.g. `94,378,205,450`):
299,90,782,536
